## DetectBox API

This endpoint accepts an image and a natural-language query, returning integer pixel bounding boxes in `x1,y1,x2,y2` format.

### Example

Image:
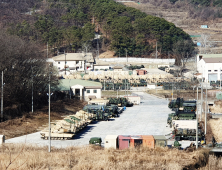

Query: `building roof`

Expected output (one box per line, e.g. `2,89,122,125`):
203,58,222,63
52,53,94,62
58,79,102,91
199,54,222,58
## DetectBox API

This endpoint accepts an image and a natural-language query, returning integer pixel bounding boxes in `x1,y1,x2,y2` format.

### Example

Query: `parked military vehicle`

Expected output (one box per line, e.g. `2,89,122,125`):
173,128,204,142
168,98,196,112
105,105,119,117
167,111,196,127
89,137,102,146
40,110,94,140
108,97,133,107
168,98,184,111
93,110,111,121
182,101,196,112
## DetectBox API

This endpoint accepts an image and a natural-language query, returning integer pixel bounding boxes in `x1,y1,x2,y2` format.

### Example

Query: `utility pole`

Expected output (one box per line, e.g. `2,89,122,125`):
156,41,158,59
104,80,105,91
97,25,99,59
200,77,203,121
125,79,126,95
220,67,221,91
1,71,3,122
47,42,48,59
48,70,51,153
172,82,173,100
64,50,67,75
32,67,33,113
125,49,128,63
205,84,208,135
196,86,198,149
127,83,128,99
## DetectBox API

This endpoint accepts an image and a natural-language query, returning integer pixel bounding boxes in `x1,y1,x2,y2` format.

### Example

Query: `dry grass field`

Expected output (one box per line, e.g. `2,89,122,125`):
0,99,87,139
0,144,211,170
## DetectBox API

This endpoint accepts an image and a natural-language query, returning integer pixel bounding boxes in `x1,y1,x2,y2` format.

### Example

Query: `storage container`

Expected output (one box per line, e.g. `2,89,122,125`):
104,135,118,149
130,135,143,148
141,135,155,148
118,135,131,150
153,135,167,148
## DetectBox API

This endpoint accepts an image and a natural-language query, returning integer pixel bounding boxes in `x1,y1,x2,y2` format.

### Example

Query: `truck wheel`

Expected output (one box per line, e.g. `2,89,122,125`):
116,114,119,117
104,116,108,121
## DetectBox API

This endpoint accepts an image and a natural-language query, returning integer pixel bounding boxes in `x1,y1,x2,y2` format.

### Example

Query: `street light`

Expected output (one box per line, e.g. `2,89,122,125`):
47,67,53,153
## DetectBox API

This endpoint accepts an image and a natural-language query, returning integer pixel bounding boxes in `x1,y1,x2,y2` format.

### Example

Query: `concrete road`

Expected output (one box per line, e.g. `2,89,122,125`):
6,92,172,148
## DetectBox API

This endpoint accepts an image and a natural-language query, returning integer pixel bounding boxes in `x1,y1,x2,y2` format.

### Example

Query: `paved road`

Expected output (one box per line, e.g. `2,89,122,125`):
6,92,172,148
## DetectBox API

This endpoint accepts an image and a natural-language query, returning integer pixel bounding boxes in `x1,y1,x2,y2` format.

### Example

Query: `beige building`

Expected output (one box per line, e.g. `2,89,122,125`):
58,79,102,101
50,53,94,75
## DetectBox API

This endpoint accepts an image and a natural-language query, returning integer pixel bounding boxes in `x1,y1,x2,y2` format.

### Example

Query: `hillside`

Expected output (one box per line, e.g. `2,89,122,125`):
0,0,193,58
124,0,222,54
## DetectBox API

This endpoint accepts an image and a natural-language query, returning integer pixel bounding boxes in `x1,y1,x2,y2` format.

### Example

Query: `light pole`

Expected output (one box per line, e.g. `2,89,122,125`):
172,82,173,100
48,71,51,152
204,84,208,135
32,67,34,113
1,71,3,122
196,86,198,149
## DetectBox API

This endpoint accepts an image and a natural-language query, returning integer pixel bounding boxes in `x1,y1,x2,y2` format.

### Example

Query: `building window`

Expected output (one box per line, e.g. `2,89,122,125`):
214,70,218,72
93,90,97,93
208,70,211,72
87,90,90,93
58,62,60,64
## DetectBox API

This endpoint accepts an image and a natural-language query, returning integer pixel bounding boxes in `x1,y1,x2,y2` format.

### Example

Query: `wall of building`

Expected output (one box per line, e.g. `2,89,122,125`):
84,88,102,101
99,58,175,64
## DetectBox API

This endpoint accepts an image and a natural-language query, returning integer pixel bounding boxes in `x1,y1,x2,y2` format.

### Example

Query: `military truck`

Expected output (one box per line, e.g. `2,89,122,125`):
40,110,94,140
105,105,119,117
89,137,102,146
167,111,196,128
108,97,133,107
168,98,196,112
168,98,184,111
173,128,204,142
182,101,196,112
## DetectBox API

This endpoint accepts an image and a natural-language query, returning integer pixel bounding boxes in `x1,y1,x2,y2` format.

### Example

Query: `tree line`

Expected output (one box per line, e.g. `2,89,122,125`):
0,31,59,120
1,0,193,59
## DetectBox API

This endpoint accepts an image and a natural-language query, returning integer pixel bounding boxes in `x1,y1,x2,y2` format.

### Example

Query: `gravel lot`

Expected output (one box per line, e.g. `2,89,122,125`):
6,92,172,148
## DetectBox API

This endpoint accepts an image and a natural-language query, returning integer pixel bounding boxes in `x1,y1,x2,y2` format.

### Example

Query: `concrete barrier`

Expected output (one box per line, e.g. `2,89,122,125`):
99,58,175,64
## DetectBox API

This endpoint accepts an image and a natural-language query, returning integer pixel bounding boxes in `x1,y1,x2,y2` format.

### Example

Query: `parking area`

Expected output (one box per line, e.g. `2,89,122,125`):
6,92,172,148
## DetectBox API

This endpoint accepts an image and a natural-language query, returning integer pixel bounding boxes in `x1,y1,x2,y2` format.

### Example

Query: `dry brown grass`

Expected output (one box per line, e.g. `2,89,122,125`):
0,99,87,139
200,155,222,170
0,144,210,170
208,118,222,143
210,100,222,113
148,89,197,100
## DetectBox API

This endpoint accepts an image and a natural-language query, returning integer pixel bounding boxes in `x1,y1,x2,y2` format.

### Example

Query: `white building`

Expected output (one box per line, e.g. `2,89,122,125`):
50,53,94,75
197,54,222,82
58,79,102,101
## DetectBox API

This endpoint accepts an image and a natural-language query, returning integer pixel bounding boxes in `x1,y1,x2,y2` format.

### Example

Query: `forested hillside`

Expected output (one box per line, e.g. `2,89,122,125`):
0,0,193,58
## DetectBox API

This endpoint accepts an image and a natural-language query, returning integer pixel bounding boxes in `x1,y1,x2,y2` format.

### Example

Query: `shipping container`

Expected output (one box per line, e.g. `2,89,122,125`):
130,135,143,148
172,120,197,129
153,135,167,148
118,135,131,150
104,135,118,149
141,135,155,148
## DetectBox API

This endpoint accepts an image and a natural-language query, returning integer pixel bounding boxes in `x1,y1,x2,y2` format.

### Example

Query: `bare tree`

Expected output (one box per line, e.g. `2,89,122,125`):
198,34,211,54
172,39,195,76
